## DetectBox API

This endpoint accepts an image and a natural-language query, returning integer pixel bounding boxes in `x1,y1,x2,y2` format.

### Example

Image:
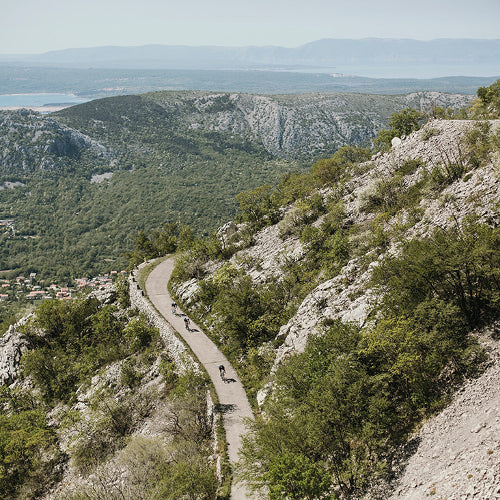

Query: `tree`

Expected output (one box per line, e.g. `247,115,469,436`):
373,108,426,150
372,218,500,328
124,314,158,351
0,408,60,498
238,322,380,498
265,452,331,500
311,146,371,186
475,79,500,117
235,184,277,225
388,108,425,137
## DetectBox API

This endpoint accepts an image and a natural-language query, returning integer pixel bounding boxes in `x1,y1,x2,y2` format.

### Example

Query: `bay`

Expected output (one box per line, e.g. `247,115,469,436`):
0,93,89,108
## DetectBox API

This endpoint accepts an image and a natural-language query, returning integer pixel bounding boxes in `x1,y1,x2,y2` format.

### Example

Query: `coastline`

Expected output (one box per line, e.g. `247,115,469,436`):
0,92,89,112
0,92,79,97
0,104,74,112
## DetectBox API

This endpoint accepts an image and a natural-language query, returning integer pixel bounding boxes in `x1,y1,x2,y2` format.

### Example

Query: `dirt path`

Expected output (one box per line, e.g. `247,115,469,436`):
145,257,259,499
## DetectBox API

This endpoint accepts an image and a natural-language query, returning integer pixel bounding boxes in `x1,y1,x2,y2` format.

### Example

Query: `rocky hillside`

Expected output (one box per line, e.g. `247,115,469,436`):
271,119,500,367
171,117,500,497
386,328,500,499
0,279,220,500
0,109,112,175
1,90,473,178
175,118,499,367
130,90,473,159
54,90,474,162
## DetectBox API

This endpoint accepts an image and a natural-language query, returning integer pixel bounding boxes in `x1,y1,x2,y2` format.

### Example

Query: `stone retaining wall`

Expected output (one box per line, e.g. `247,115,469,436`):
129,265,222,481
128,267,198,374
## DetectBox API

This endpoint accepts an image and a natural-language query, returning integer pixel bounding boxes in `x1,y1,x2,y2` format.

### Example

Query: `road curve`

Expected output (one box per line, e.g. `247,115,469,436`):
145,257,259,499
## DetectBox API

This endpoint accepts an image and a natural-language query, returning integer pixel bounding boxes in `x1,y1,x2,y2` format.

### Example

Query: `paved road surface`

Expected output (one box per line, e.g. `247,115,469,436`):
145,257,260,499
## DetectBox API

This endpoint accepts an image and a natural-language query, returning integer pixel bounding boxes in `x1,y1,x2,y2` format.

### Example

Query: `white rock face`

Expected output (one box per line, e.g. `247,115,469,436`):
0,316,32,386
152,91,474,159
0,110,113,174
271,119,500,372
274,258,377,369
231,222,304,284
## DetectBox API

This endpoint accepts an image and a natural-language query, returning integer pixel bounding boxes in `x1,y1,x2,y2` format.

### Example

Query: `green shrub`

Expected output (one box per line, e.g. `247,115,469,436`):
358,175,405,214
120,359,140,388
281,192,325,235
70,388,154,472
310,146,371,186
398,158,426,175
19,298,158,404
373,108,426,150
429,161,467,187
114,274,130,308
463,121,496,169
265,452,331,500
155,459,218,500
421,127,440,141
235,184,279,226
0,392,62,499
159,353,179,391
124,314,158,351
472,79,500,118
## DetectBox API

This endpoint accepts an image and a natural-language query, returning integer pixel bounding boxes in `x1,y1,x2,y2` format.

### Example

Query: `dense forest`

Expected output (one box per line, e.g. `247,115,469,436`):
0,95,304,282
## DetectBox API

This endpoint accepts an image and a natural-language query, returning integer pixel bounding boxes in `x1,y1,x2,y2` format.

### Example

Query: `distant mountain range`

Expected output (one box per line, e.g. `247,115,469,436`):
2,39,499,78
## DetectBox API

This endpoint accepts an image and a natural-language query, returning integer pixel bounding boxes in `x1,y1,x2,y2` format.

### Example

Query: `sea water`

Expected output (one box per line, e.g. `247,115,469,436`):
0,93,89,108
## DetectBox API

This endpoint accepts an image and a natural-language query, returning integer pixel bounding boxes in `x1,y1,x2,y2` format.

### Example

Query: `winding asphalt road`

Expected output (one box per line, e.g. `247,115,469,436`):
145,257,259,499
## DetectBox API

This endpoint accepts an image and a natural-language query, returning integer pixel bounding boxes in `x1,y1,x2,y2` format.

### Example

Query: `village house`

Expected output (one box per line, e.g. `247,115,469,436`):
4,269,124,303
27,290,50,300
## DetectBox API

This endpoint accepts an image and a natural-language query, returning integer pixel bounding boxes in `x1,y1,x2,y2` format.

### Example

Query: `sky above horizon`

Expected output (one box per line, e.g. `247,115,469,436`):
1,0,499,54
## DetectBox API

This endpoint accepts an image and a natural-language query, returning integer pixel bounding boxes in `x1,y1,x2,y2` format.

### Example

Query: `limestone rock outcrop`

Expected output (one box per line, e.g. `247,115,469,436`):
150,91,474,159
0,316,31,386
0,109,112,175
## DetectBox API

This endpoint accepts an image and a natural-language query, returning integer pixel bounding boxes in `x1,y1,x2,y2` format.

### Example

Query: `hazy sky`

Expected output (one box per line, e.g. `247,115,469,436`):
1,0,499,54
